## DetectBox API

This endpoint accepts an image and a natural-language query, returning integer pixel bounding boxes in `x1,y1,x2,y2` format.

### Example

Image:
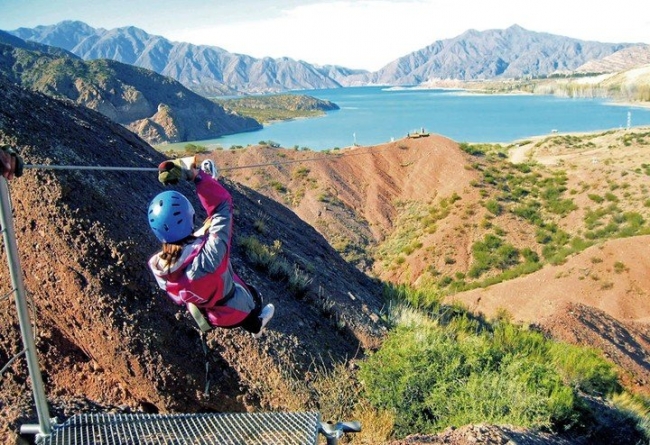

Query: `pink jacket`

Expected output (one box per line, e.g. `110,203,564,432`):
149,172,255,327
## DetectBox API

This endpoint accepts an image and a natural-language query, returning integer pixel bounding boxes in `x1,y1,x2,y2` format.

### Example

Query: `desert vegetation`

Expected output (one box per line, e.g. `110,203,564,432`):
238,236,313,297
273,284,649,443
455,68,650,104
193,129,650,443
404,136,650,292
215,94,339,123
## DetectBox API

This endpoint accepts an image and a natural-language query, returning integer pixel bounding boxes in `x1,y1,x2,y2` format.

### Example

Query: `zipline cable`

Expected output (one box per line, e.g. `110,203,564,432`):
25,164,158,172
22,143,398,172
0,348,26,377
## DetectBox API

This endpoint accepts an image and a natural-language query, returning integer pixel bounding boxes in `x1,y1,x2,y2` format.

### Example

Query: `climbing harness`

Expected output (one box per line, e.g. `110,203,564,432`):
187,303,212,333
199,329,211,396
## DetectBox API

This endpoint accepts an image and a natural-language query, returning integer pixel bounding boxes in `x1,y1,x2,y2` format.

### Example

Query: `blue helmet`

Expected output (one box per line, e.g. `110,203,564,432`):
148,191,195,243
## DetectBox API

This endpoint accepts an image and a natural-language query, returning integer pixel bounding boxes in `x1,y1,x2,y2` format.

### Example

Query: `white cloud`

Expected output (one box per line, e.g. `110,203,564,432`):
168,1,426,69
164,0,650,70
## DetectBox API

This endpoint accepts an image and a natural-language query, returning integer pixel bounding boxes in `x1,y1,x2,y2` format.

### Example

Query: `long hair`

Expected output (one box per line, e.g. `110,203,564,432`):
159,236,196,272
158,217,210,272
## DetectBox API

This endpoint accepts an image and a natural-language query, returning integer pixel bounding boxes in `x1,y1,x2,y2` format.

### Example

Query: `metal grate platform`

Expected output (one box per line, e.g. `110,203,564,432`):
41,411,321,445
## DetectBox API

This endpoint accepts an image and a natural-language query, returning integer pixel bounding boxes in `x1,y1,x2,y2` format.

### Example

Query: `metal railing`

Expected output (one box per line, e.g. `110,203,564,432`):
0,178,53,438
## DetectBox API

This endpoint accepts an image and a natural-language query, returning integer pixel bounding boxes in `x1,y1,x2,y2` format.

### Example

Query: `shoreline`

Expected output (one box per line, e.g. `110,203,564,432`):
485,124,650,147
606,99,650,110
155,89,650,151
505,124,650,164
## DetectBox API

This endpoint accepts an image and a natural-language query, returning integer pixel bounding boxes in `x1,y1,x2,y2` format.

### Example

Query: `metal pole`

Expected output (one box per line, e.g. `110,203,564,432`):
319,421,361,445
0,178,52,437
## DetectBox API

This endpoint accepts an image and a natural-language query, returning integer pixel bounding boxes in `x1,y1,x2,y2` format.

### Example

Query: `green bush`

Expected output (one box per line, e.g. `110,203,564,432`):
358,294,627,438
484,199,502,215
547,198,577,216
238,236,312,297
183,143,210,154
359,318,578,435
269,180,287,193
468,234,521,278
512,201,543,225
549,342,620,396
459,143,486,156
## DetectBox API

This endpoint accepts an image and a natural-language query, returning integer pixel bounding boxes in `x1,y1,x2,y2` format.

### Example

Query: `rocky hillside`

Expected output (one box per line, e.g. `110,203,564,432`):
529,63,650,104
0,31,261,144
6,21,640,94
208,136,477,271
209,127,650,403
0,28,75,58
421,61,650,105
575,44,650,73
0,77,385,442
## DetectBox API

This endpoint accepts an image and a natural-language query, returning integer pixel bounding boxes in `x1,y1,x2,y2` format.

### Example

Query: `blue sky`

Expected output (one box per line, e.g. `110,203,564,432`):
1,0,648,71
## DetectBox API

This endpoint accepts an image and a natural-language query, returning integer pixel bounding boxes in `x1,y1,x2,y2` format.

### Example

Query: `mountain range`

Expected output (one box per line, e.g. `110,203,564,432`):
7,20,646,95
0,30,261,144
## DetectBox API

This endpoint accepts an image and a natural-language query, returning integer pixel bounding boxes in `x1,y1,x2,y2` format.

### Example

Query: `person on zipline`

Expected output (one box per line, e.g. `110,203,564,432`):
147,158,274,337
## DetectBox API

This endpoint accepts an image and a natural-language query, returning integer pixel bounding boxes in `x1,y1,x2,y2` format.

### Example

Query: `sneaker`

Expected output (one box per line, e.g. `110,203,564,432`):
253,304,275,338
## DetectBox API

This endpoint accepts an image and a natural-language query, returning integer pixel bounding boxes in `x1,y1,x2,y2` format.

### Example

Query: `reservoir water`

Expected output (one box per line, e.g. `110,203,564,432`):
164,86,650,151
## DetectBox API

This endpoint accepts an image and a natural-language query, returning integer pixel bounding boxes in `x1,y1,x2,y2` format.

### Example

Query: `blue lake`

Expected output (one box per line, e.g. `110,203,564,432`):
164,86,650,151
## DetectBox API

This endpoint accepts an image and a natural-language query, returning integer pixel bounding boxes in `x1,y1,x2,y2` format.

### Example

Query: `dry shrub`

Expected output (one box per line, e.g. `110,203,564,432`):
305,360,359,423
350,399,395,444
309,360,396,444
232,343,311,411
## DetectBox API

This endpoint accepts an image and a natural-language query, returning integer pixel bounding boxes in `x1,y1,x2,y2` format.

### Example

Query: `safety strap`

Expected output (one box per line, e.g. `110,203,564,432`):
187,302,211,333
199,330,211,395
186,283,237,333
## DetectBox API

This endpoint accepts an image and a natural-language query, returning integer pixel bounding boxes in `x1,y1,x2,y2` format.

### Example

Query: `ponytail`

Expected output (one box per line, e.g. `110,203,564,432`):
159,236,196,272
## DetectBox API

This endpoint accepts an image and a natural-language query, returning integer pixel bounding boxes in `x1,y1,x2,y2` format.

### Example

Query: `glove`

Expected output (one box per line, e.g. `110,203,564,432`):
0,145,24,179
158,156,196,185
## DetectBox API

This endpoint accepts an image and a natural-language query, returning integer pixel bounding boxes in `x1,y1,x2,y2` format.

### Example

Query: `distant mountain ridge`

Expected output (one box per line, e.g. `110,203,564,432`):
7,21,642,95
360,25,637,85
0,30,261,144
8,20,356,96
575,44,650,73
